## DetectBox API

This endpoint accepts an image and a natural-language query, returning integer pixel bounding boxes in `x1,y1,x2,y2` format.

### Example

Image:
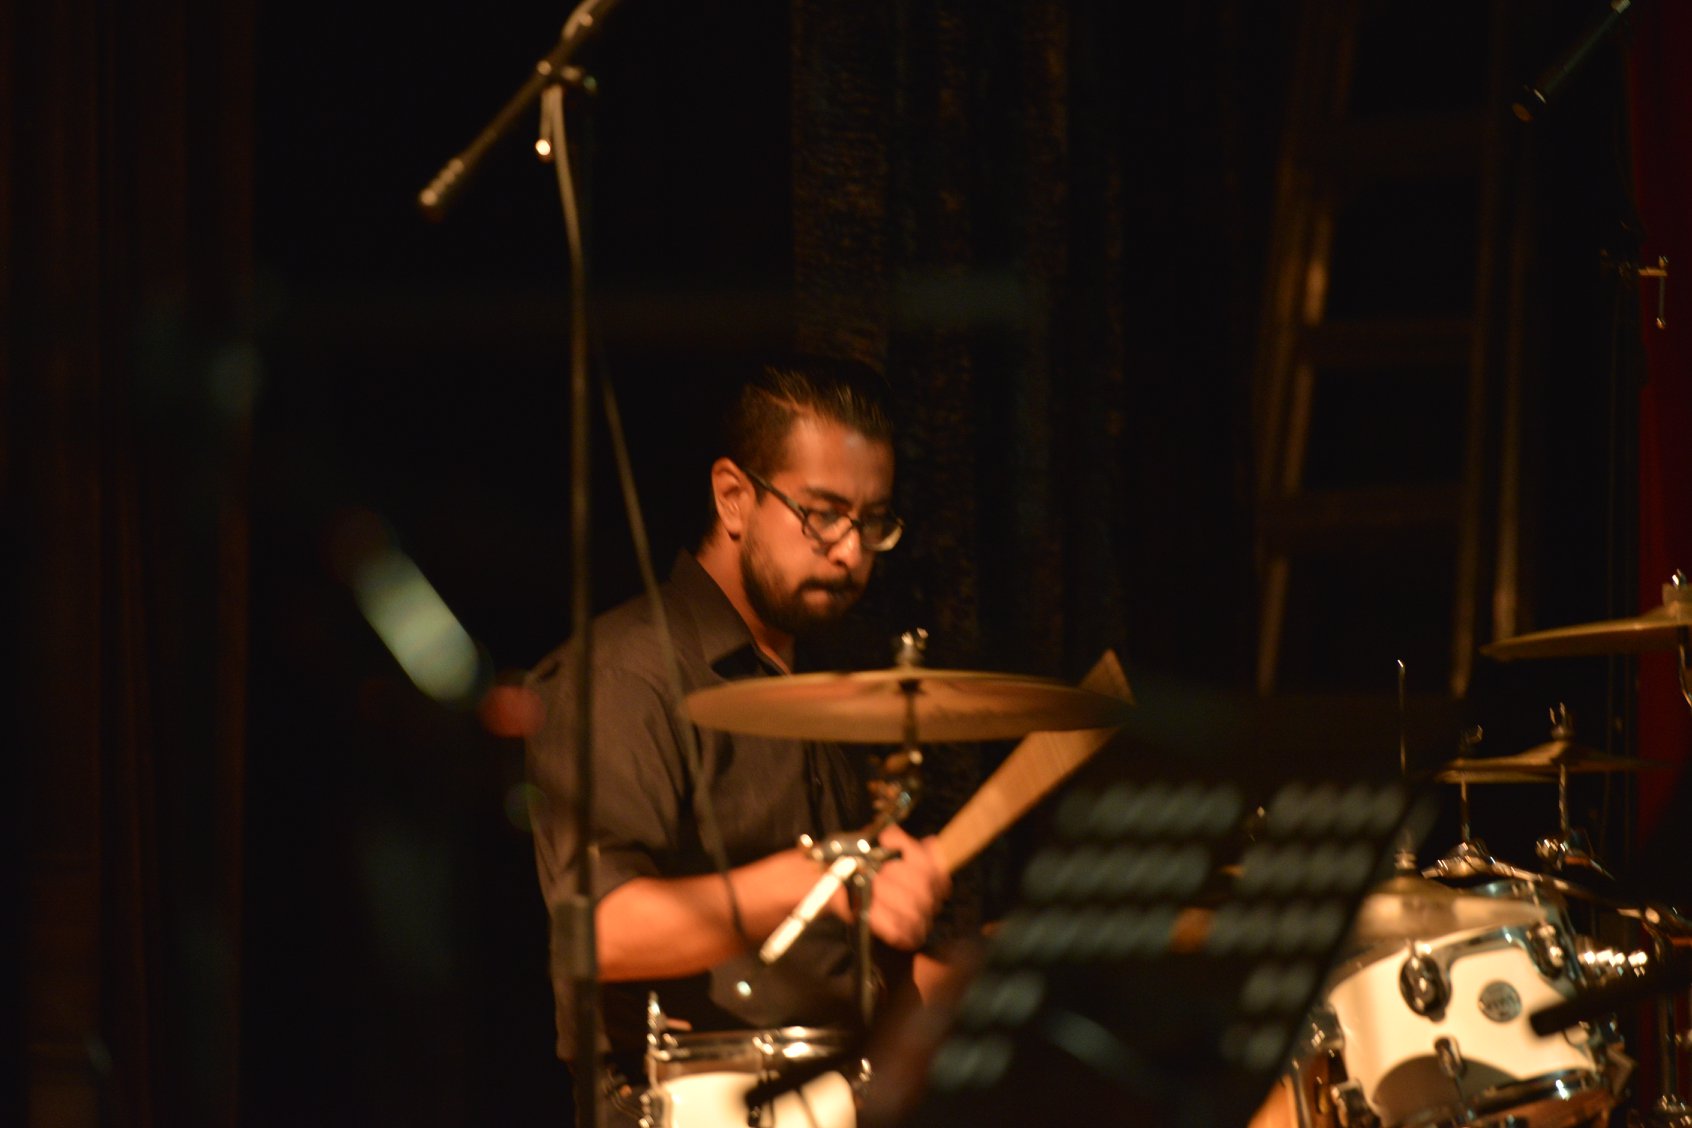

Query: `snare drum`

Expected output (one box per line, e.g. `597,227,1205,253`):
1323,888,1613,1127
644,1027,862,1128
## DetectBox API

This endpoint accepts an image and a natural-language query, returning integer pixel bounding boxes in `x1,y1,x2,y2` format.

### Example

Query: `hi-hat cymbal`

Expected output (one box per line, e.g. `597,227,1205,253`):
1482,578,1692,659
684,667,1135,743
1434,739,1665,784
1349,875,1544,948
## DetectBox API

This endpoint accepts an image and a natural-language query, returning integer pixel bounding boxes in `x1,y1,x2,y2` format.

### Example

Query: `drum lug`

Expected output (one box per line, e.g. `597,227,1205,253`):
1308,1003,1344,1055
1327,1079,1379,1128
1434,1035,1466,1082
1399,949,1450,1019
639,1086,669,1128
1526,921,1568,980
851,1056,873,1102
642,992,671,1128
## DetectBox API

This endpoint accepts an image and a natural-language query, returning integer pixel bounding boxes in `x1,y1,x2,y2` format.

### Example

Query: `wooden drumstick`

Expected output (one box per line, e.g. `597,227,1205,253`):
932,650,1133,875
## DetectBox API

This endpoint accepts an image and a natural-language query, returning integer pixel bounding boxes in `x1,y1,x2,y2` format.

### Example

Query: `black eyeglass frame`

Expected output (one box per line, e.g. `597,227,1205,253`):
741,467,905,552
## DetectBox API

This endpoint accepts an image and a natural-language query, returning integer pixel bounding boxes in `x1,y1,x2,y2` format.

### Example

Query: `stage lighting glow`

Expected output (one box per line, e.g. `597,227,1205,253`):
353,548,479,702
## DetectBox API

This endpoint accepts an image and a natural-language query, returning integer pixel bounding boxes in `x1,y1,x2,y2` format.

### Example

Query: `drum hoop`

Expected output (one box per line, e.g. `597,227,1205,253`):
1329,919,1555,985
1394,1068,1611,1128
648,1026,856,1081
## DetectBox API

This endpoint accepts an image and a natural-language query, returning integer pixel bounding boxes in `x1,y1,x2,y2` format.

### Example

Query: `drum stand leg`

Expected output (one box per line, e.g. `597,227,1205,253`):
848,866,876,1027
1677,629,1691,714
1634,931,1692,1128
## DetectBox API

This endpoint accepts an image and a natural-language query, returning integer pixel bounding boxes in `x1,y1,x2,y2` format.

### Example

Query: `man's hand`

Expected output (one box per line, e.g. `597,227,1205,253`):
859,823,951,950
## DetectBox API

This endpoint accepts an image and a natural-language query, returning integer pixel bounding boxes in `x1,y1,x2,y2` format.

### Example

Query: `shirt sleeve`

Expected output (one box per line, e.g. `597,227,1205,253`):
526,659,692,913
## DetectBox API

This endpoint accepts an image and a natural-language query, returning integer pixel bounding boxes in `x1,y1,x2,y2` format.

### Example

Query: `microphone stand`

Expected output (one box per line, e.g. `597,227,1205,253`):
416,0,623,221
416,6,623,1128
1512,0,1644,123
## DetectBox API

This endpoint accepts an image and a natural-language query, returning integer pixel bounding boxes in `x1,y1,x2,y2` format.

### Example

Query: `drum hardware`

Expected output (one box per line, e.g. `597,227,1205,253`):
643,994,673,1128
1423,707,1692,940
682,638,1136,744
1429,705,1673,919
1433,708,1665,785
1328,1079,1376,1128
1423,835,1684,935
1401,950,1451,1018
1349,876,1547,952
1322,882,1620,1128
1578,941,1650,985
1525,922,1570,981
759,631,936,1028
691,641,1136,1031
641,994,864,1128
1637,1096,1692,1128
761,819,907,1027
1294,1006,1349,1126
1433,1036,1465,1094
1481,571,1692,714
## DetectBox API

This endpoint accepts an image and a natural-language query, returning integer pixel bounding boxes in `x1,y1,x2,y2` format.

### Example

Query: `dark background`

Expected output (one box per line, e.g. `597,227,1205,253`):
9,0,1691,1125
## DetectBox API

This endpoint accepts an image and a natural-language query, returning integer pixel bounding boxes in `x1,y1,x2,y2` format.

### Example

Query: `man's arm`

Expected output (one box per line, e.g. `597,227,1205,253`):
598,822,950,982
528,658,949,983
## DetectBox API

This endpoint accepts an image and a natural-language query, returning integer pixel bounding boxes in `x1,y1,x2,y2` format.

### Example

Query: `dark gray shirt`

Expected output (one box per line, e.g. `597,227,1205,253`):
526,552,869,1064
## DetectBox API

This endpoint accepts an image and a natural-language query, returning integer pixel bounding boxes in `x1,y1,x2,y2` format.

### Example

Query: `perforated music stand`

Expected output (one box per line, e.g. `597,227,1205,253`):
887,686,1435,1127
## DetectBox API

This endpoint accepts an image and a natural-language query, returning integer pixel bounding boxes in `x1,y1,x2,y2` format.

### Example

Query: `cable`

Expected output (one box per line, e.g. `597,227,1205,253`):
545,74,754,951
600,373,753,948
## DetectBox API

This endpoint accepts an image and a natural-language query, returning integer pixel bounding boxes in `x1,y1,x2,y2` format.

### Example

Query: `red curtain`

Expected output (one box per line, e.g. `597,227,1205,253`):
1628,0,1692,834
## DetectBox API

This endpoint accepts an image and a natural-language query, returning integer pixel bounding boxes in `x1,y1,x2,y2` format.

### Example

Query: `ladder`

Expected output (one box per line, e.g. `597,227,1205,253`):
1252,0,1517,696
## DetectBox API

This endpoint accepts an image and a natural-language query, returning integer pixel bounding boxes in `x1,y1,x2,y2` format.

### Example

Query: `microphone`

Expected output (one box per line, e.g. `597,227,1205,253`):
417,0,627,220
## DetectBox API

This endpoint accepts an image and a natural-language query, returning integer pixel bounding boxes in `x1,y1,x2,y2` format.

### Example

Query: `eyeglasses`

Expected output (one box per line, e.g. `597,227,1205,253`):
743,468,904,552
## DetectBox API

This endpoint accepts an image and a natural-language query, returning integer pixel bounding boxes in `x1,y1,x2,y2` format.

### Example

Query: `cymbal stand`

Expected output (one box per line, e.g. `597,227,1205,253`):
1533,706,1616,880
1656,571,1692,712
760,632,931,1026
1677,624,1691,713
1427,727,1506,881
1392,660,1419,874
1642,920,1692,1128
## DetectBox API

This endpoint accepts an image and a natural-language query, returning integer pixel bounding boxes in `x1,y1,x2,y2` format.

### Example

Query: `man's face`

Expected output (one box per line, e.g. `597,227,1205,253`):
738,417,894,638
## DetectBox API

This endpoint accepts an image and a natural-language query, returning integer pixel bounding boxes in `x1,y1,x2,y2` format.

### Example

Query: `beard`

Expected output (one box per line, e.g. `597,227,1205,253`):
740,531,864,638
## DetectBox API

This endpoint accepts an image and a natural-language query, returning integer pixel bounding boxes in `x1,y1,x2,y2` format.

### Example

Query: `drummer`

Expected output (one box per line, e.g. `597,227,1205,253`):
524,357,952,1121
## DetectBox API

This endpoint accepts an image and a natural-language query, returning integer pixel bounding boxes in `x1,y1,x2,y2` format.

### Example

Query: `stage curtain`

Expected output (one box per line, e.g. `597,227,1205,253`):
790,0,1131,682
1627,0,1692,834
5,0,255,1125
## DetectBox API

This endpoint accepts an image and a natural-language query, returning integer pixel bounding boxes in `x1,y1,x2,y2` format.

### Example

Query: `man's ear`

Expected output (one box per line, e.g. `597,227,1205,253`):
711,458,751,538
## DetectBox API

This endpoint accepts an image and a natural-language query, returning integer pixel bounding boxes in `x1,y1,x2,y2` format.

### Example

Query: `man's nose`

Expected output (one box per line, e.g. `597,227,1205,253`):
825,524,865,568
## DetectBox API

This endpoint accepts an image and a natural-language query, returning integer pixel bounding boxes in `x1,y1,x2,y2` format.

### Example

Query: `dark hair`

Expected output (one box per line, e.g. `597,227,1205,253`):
722,357,893,478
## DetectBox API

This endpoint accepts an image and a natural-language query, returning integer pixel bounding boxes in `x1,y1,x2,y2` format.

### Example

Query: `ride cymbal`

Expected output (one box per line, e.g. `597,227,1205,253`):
684,667,1135,743
1482,575,1692,659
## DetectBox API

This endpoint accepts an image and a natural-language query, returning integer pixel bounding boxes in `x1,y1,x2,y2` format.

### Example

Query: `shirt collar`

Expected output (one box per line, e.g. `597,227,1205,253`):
669,551,781,677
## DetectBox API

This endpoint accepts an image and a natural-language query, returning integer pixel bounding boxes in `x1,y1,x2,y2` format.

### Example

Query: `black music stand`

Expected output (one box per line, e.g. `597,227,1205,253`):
889,686,1436,1127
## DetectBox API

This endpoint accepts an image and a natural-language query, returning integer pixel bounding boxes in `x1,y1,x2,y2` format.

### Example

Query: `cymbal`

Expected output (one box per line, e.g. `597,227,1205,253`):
1482,580,1692,659
1349,875,1544,948
1434,739,1666,784
1429,850,1688,922
684,667,1135,743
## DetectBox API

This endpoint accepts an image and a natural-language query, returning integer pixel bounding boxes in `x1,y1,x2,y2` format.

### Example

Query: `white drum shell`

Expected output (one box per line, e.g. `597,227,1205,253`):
658,1069,855,1128
646,1027,859,1128
1325,925,1595,1127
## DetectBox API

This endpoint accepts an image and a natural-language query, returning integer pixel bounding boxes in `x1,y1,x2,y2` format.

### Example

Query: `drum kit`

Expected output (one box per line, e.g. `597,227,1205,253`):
632,577,1692,1128
640,634,1134,1128
1270,574,1692,1128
